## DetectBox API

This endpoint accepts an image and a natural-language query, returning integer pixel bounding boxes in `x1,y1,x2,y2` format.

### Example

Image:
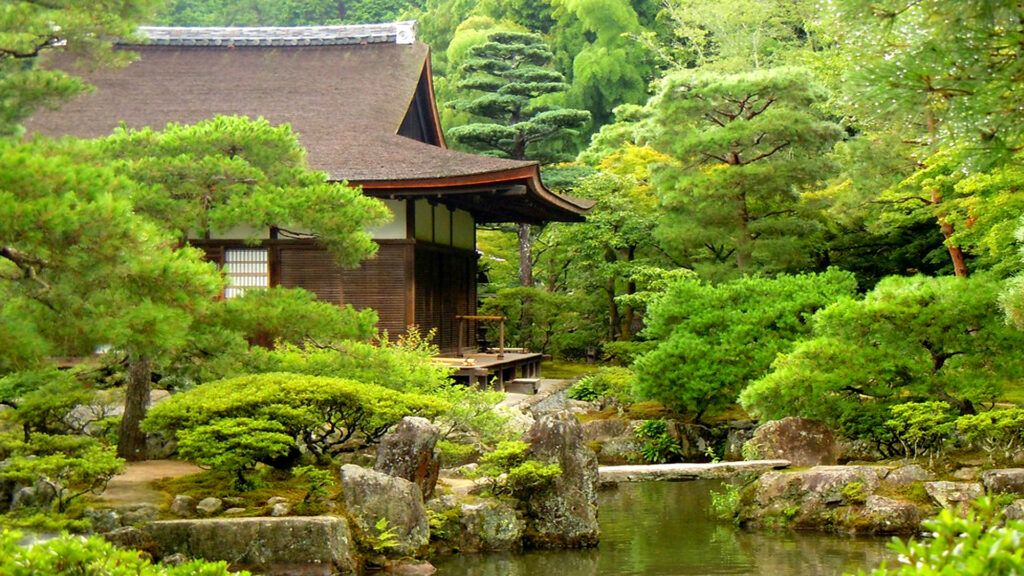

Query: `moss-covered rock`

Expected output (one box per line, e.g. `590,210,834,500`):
521,412,599,548
144,516,357,575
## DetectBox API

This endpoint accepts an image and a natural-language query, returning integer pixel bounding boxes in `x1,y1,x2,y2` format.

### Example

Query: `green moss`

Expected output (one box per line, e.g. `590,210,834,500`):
841,481,868,504
626,401,673,420
542,360,598,380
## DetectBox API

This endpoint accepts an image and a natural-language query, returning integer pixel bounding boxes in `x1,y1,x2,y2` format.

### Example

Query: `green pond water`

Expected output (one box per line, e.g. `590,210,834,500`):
434,480,895,576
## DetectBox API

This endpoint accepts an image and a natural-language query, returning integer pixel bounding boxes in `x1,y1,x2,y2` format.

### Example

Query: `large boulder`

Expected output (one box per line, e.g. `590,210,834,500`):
924,481,983,515
459,500,524,552
10,479,58,511
339,464,429,557
580,419,629,443
858,496,923,534
981,469,1024,494
740,466,906,533
521,412,599,548
884,464,933,486
375,417,441,500
145,516,357,575
746,417,838,466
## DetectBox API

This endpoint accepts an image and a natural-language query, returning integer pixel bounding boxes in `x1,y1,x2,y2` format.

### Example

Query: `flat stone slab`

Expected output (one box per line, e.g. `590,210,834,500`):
144,516,357,575
599,460,791,482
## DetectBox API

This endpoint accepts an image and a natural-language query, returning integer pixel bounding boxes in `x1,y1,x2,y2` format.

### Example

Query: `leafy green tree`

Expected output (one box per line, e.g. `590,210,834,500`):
84,116,387,459
448,31,590,286
213,287,378,346
0,141,224,460
537,144,672,341
97,116,389,267
633,269,856,421
480,286,602,357
741,275,1024,440
155,0,345,25
0,0,158,139
648,0,814,71
650,66,842,276
550,0,651,128
826,0,1024,159
0,434,124,512
813,135,948,287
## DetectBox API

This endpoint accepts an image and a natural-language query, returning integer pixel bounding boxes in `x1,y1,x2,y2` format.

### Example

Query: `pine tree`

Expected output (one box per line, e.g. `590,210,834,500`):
448,31,590,287
0,0,158,139
650,67,842,276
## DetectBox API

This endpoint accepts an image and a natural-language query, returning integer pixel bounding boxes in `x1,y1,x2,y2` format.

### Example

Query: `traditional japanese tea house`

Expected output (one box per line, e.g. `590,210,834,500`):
26,22,591,352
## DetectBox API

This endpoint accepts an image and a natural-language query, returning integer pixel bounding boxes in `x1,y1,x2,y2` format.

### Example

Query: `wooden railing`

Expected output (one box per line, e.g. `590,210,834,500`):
455,315,505,358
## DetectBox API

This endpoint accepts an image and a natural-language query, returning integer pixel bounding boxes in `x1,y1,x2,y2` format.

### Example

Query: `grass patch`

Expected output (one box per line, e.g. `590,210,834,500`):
542,360,600,380
576,407,620,422
153,467,310,511
626,401,673,420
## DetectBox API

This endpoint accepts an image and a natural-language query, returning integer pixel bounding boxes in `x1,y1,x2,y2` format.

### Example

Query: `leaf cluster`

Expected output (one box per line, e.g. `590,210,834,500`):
634,269,856,420
742,274,1024,441
143,372,448,461
0,529,242,575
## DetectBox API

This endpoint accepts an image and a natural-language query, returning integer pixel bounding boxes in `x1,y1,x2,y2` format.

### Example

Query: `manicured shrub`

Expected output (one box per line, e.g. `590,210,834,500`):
0,433,124,512
176,417,293,490
885,402,956,462
242,336,452,394
143,372,448,461
635,269,856,421
469,440,561,497
567,367,636,404
0,530,242,575
742,275,1024,442
956,408,1024,464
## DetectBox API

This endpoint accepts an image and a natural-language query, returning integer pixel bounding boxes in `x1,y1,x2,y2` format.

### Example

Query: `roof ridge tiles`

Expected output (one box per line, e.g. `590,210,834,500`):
134,21,417,46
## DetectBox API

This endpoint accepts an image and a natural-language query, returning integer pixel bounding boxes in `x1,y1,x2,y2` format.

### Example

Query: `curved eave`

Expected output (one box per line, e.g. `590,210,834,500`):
344,165,593,224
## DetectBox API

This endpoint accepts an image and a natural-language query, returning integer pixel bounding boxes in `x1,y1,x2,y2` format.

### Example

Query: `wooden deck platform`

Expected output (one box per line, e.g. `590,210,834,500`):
433,352,543,390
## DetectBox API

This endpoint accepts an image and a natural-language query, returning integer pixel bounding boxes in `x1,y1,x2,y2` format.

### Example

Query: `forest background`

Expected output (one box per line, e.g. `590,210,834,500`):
4,0,1024,470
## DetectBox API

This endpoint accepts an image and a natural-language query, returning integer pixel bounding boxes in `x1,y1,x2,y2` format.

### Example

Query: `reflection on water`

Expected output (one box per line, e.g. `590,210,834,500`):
434,480,894,576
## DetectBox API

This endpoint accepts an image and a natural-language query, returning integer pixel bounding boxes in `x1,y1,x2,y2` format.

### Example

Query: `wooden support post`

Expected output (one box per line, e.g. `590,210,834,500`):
498,320,505,359
457,318,465,358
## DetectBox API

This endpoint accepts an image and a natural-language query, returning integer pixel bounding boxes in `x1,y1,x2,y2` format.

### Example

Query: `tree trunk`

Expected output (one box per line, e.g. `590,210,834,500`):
622,245,637,340
735,192,752,269
606,275,620,341
118,356,152,461
931,188,968,277
518,222,534,287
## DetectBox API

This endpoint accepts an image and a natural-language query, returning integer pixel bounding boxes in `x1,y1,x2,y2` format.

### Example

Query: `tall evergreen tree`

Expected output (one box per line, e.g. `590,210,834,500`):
448,31,590,286
650,67,842,276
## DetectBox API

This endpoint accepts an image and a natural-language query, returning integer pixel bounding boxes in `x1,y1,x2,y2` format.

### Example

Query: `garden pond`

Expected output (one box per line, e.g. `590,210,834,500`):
434,479,894,575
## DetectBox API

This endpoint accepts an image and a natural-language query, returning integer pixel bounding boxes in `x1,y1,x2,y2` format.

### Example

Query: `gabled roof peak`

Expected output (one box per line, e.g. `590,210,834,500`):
135,21,417,47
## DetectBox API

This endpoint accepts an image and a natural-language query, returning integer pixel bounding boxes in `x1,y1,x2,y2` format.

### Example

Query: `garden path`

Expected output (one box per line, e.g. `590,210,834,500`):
97,460,202,507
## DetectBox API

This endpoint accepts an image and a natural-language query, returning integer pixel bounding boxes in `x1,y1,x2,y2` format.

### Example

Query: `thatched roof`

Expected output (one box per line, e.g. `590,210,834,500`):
26,23,591,223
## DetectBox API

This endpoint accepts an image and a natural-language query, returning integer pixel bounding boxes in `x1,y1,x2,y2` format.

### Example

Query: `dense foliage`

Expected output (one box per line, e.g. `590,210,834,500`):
856,498,1024,576
0,530,242,575
144,372,447,460
741,275,1024,441
634,270,856,421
